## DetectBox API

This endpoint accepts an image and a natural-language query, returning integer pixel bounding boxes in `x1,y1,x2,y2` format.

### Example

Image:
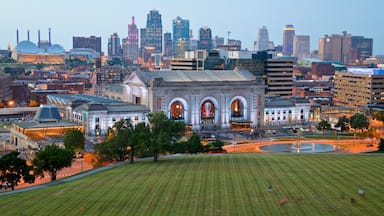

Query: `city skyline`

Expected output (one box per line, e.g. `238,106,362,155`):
1,0,383,55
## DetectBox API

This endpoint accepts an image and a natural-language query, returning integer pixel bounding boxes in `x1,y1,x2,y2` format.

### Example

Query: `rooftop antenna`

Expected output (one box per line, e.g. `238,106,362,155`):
16,29,19,44
48,28,51,46
38,29,41,48
227,31,231,44
27,29,30,41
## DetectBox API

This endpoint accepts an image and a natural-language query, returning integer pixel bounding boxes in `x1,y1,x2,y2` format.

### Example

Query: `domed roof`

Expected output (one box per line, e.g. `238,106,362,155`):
33,104,62,122
47,44,65,54
15,40,43,54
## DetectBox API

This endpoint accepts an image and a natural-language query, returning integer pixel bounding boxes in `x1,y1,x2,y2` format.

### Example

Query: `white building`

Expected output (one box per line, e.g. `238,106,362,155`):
47,94,149,137
264,97,310,127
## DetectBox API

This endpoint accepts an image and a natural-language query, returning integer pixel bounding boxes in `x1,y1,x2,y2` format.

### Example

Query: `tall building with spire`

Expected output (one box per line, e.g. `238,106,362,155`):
172,16,190,56
282,25,295,56
199,26,212,50
125,16,139,62
143,10,163,54
255,26,269,52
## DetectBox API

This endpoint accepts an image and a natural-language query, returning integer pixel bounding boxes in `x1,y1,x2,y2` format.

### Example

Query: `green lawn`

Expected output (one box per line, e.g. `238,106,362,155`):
1,154,384,215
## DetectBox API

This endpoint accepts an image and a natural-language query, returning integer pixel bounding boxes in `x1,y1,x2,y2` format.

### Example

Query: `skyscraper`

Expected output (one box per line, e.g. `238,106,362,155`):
126,16,139,62
293,35,310,60
163,32,173,57
213,36,224,49
172,16,190,56
255,26,269,52
318,32,352,64
351,36,373,62
144,10,162,54
282,25,295,56
73,36,102,55
199,26,212,50
108,33,122,58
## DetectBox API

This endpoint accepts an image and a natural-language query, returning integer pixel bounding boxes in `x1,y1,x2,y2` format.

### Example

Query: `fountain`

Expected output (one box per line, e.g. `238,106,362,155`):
260,143,335,153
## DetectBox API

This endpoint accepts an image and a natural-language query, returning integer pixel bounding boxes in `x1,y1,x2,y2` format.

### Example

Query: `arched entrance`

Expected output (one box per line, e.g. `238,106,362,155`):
170,101,184,120
200,100,216,130
230,97,251,130
231,99,244,118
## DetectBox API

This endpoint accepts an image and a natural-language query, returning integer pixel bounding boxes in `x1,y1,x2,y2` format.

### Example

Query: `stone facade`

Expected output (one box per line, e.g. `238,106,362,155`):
123,70,265,130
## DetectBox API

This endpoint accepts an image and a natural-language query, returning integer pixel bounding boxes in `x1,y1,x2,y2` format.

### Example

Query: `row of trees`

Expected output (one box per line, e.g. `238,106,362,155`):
0,128,84,190
317,112,370,134
94,112,185,163
93,112,228,165
0,145,73,190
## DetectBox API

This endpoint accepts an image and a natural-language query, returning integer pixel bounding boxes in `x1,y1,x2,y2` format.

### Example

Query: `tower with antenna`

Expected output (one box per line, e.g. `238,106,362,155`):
16,29,19,44
48,28,51,46
227,31,231,44
38,29,41,48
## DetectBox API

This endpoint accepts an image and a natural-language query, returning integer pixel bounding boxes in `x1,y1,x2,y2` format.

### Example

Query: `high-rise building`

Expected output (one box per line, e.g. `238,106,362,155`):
140,28,147,59
73,36,102,55
351,36,373,62
282,25,295,56
199,26,212,50
163,32,173,57
173,16,190,56
265,58,294,98
334,68,384,107
126,16,139,62
293,35,310,60
108,33,122,58
255,26,269,52
143,10,162,54
318,31,352,64
189,30,198,51
213,36,224,49
176,38,188,58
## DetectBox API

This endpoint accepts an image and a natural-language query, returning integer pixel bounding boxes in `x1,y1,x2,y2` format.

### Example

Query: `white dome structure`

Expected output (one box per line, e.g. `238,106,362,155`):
12,41,65,64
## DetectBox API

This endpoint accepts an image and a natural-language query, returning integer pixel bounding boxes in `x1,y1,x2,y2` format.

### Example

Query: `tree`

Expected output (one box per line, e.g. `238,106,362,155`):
317,119,331,135
94,119,134,163
187,133,202,154
335,115,349,132
378,138,384,152
373,111,384,128
33,145,73,181
63,129,85,156
148,112,185,162
0,151,35,190
129,122,150,163
350,113,369,132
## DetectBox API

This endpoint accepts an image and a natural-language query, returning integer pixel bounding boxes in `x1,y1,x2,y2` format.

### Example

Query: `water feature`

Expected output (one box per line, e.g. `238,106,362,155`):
259,143,335,153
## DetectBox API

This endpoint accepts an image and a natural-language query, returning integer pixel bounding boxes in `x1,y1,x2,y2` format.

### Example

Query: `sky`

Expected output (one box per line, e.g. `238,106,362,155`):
1,0,383,55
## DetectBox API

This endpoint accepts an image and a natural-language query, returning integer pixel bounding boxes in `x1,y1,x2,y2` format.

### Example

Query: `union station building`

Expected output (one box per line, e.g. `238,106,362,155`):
119,69,266,130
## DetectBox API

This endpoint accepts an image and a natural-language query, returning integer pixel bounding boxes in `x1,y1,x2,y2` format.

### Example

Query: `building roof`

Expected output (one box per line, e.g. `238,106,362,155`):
14,40,65,54
73,102,150,113
13,104,80,129
265,97,294,108
134,69,256,84
264,96,309,108
33,104,62,122
347,68,384,75
47,94,121,106
13,120,80,129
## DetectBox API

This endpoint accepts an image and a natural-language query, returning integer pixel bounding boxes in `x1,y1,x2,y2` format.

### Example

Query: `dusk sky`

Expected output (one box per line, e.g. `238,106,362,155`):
1,0,383,54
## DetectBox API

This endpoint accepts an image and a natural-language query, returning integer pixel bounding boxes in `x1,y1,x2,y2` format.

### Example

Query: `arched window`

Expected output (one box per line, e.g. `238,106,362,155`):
170,101,184,120
231,99,244,118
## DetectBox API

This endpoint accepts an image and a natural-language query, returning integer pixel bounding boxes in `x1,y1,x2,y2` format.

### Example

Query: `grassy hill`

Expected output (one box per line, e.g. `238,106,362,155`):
1,154,383,215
